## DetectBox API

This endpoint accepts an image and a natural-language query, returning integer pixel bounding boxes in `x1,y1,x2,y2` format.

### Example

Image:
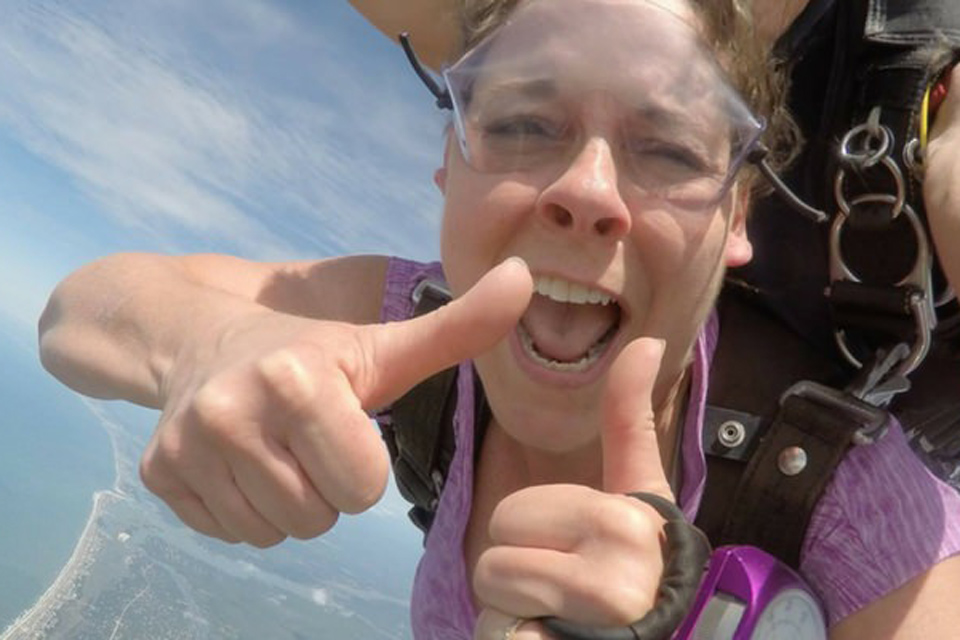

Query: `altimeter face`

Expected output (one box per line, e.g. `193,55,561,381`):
750,588,827,640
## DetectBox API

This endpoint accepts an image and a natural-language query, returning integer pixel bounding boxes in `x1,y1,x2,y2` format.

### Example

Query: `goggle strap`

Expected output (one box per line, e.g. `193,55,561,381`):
748,144,828,224
399,33,453,111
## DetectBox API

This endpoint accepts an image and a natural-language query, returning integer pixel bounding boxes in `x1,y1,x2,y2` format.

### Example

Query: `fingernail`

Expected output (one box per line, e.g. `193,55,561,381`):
653,338,667,359
502,256,528,269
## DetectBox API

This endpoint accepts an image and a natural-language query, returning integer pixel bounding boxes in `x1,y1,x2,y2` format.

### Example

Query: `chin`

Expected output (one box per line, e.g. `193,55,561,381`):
476,346,604,450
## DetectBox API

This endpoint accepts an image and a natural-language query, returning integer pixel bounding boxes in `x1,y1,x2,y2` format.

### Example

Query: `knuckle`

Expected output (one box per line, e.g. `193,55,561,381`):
606,583,656,625
589,498,636,541
140,433,182,498
249,531,287,549
579,571,655,625
591,496,662,545
191,381,242,435
289,511,339,539
139,454,165,495
340,474,387,514
338,447,390,514
256,349,317,408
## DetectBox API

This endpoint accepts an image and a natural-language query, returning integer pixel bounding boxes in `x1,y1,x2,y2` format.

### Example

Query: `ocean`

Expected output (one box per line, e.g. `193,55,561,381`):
0,325,421,638
0,333,114,629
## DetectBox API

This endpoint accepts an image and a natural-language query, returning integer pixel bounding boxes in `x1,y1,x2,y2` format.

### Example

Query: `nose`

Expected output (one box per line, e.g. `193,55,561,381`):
536,136,632,240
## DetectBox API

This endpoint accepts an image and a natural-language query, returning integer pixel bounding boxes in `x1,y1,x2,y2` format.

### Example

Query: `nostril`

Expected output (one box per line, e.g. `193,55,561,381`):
595,216,630,237
546,205,574,229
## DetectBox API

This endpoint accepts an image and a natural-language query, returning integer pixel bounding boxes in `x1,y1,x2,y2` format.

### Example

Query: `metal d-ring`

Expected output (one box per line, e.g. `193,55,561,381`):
839,111,893,169
833,156,907,220
829,199,936,376
903,137,925,179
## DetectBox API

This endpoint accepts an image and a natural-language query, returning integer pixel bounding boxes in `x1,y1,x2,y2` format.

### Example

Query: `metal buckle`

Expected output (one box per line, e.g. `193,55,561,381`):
411,279,451,306
781,381,889,446
844,343,912,409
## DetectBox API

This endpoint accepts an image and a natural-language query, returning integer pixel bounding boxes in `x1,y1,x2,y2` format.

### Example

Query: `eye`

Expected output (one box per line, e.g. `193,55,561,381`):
626,138,710,174
482,115,563,140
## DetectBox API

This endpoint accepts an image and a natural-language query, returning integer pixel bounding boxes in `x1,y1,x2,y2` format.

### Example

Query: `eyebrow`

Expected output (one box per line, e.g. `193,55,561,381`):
472,76,559,103
471,74,719,137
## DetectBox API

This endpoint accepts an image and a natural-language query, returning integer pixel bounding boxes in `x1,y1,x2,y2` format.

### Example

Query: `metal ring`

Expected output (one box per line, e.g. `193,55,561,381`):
833,156,907,219
903,137,925,178
839,121,894,169
829,201,936,376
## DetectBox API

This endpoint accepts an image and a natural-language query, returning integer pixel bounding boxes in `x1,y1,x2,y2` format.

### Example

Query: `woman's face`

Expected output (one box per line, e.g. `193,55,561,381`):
437,0,754,452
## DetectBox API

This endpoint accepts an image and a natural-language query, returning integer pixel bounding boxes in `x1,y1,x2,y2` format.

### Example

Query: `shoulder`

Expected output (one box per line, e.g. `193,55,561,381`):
224,253,394,324
800,421,960,625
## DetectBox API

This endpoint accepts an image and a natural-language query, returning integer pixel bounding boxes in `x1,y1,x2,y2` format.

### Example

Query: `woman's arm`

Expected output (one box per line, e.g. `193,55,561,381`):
38,252,389,407
39,252,531,548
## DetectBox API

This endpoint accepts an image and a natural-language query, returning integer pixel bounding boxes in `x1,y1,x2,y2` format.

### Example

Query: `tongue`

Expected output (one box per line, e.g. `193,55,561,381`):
521,294,620,362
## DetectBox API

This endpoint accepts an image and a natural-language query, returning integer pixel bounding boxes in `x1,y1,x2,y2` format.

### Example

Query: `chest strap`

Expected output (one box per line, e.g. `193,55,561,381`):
379,280,459,537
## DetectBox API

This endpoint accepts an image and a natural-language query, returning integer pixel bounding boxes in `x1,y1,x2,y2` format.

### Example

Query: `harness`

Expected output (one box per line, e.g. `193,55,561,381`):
378,0,960,571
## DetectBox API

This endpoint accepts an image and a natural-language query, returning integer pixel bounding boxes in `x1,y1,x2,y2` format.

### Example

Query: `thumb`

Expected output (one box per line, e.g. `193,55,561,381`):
358,257,533,409
601,337,673,498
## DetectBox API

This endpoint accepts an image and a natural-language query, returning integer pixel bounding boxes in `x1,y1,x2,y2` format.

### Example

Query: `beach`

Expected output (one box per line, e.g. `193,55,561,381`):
1,489,118,639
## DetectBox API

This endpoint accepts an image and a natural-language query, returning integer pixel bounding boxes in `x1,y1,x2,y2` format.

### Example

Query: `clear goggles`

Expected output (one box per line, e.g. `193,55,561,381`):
404,0,766,213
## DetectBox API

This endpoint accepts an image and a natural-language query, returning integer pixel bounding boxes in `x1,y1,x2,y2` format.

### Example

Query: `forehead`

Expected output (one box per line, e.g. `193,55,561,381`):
462,0,726,104
460,0,732,127
477,0,705,70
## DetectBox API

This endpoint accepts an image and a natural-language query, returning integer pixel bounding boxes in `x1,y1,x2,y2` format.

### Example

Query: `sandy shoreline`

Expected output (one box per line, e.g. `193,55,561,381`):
0,489,120,639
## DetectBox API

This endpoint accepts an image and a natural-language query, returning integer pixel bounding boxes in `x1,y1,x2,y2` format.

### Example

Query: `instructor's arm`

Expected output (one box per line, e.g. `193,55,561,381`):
349,0,458,69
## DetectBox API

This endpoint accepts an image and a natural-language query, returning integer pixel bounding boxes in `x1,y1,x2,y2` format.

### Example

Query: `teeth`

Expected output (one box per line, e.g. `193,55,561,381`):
518,323,613,372
534,276,613,305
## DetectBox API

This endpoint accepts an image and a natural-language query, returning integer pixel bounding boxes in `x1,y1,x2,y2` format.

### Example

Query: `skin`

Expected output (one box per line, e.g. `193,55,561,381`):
37,0,960,638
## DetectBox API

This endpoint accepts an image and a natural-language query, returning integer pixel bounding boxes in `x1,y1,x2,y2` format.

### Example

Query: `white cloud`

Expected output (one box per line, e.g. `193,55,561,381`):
310,587,330,607
0,2,443,261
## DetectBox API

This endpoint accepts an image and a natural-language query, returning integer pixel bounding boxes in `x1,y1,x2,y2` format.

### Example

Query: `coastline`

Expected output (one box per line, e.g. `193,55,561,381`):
0,489,121,639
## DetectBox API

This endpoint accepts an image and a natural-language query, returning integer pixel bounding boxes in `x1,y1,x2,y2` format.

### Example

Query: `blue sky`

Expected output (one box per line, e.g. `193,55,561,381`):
0,0,446,343
0,0,444,622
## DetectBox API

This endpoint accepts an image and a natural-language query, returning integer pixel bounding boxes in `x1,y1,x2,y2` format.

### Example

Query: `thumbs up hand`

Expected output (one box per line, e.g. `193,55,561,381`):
140,258,533,548
473,338,675,639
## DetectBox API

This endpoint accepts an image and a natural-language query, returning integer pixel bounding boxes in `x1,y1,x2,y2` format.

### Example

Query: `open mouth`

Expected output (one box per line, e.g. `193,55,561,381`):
517,275,622,373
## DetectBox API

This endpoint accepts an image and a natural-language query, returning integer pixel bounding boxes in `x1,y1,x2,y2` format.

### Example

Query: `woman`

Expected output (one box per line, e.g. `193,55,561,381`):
39,0,960,638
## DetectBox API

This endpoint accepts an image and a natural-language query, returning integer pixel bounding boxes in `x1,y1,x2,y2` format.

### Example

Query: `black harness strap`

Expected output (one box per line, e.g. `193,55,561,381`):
380,281,459,536
695,287,855,567
715,393,866,569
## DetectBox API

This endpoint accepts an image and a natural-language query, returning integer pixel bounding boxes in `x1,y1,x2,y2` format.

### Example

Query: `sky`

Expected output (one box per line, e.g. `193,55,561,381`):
0,0,447,344
0,0,446,623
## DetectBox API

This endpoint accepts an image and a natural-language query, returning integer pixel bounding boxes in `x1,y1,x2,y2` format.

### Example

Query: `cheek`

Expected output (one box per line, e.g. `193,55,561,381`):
630,209,721,276
439,202,474,297
439,181,504,297
440,173,538,295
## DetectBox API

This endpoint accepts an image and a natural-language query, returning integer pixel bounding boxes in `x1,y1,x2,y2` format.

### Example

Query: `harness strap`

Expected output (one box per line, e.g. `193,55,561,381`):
695,287,853,567
380,281,458,537
716,392,865,569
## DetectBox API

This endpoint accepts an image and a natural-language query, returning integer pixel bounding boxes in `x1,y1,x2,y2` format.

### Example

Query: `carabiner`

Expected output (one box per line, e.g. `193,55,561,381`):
829,201,936,377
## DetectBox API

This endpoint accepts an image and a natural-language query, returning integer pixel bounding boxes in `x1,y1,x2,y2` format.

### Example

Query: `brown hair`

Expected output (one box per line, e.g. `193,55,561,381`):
455,0,800,190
